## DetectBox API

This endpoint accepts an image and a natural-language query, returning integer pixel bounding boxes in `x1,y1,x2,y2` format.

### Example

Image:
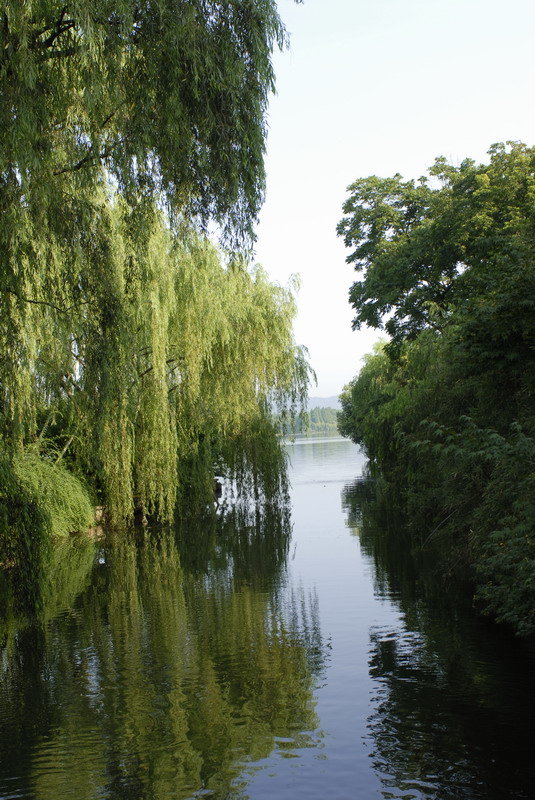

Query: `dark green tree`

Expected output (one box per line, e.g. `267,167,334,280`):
337,143,535,636
338,142,535,355
1,0,297,242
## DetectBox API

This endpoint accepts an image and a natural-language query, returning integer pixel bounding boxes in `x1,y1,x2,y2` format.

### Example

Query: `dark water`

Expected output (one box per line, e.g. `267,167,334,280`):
1,435,535,799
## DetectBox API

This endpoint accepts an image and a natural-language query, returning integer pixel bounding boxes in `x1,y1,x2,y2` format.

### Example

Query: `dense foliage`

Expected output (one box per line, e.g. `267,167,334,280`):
0,1,309,561
337,143,535,636
0,0,293,242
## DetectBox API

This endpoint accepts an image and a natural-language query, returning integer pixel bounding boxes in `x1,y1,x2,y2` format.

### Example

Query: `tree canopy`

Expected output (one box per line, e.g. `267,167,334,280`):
0,0,311,550
337,143,535,636
1,0,294,240
337,142,535,352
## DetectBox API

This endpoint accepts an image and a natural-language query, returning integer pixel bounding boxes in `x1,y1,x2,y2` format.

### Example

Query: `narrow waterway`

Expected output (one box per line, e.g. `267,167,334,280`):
1,435,535,799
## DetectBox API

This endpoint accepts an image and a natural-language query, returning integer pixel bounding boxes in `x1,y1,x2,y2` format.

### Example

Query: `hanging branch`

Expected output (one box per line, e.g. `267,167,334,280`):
53,143,117,176
37,410,56,444
2,287,91,314
137,357,184,380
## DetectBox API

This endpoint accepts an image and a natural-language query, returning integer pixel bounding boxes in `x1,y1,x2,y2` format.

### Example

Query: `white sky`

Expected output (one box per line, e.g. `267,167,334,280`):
254,0,535,397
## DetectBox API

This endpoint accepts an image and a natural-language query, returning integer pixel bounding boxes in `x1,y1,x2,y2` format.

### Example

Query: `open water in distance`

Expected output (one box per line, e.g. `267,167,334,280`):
1,434,535,799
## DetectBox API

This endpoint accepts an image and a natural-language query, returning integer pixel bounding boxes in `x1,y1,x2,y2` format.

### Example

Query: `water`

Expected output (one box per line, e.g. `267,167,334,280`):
1,435,535,799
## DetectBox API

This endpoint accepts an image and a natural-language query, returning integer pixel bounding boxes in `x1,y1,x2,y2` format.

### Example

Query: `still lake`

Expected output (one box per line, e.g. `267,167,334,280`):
1,434,535,799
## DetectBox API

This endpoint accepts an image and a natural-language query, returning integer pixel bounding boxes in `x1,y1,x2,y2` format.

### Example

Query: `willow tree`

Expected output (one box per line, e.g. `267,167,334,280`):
0,0,310,534
78,210,311,522
1,0,292,235
2,193,310,526
1,0,291,434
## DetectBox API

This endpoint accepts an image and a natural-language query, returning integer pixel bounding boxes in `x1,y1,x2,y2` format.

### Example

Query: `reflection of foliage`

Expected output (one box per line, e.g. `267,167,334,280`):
368,623,535,800
342,478,464,616
0,514,324,800
0,532,98,792
0,534,97,649
343,477,535,800
176,504,292,589
0,448,94,615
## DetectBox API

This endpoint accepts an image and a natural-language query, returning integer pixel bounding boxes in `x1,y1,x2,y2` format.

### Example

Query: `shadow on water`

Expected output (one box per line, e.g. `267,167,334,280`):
0,504,326,800
342,477,535,800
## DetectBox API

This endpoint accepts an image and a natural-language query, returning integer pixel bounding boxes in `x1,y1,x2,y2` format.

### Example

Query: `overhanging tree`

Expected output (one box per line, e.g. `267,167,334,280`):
0,0,310,532
1,0,294,239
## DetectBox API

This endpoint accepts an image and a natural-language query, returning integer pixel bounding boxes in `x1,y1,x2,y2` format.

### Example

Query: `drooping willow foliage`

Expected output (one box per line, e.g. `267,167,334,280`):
2,194,310,527
0,0,310,545
0,0,293,239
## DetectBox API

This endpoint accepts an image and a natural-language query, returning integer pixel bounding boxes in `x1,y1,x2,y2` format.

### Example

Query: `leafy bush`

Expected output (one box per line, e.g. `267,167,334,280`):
12,449,94,538
0,448,94,614
337,143,535,636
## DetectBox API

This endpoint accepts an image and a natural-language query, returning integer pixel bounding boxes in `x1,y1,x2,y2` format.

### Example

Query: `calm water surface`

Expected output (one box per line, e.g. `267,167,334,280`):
1,435,535,799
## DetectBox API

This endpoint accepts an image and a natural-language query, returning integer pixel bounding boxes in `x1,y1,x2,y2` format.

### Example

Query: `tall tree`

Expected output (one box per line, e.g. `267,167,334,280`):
337,143,535,636
0,1,310,530
337,142,535,352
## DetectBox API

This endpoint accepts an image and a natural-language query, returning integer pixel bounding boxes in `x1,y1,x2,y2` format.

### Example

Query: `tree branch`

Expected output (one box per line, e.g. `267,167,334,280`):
2,287,91,314
138,358,183,380
38,45,81,62
53,143,116,176
37,409,56,444
55,435,74,464
30,7,77,53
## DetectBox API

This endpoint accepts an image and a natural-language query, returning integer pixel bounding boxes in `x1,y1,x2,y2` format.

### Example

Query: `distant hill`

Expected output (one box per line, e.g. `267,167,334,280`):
307,395,341,410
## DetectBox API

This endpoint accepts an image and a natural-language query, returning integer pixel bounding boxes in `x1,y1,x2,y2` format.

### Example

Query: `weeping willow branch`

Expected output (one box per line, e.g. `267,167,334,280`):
55,436,73,464
35,11,75,52
137,358,184,381
37,410,55,444
2,287,91,315
53,143,118,176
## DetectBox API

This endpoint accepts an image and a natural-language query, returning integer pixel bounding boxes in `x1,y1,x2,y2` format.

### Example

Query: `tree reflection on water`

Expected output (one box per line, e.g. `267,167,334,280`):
0,505,325,800
342,478,535,800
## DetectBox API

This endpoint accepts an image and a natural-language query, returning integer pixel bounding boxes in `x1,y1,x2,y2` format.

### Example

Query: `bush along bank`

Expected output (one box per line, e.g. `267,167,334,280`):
337,143,535,637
